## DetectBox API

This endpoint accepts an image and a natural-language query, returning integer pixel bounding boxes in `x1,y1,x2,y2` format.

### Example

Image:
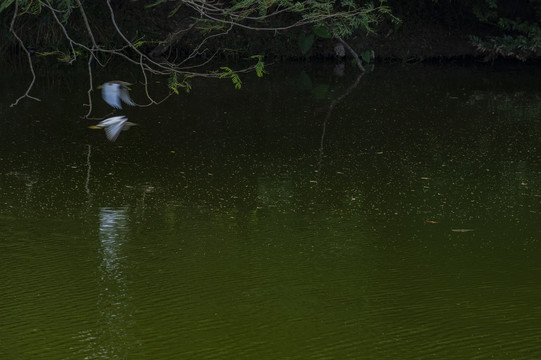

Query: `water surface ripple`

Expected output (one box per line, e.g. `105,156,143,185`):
1,63,541,359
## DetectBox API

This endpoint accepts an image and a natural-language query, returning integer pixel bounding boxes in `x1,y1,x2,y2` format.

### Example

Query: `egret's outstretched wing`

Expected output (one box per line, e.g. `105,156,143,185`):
101,83,122,109
95,117,113,127
96,116,126,128
119,88,135,106
104,118,128,142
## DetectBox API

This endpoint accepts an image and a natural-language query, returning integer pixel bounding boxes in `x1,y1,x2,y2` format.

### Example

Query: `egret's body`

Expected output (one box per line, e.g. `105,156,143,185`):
100,81,135,109
90,116,137,142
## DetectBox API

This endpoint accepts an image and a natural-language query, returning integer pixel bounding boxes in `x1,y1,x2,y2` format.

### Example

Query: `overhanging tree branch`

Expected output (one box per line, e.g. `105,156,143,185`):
4,0,395,114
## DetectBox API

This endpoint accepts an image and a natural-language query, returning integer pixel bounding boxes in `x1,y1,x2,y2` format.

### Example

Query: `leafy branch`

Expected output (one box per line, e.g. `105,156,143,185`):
3,0,394,113
168,72,193,94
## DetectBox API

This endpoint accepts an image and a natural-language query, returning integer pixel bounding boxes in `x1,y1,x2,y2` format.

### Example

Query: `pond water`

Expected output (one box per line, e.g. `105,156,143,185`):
1,60,541,359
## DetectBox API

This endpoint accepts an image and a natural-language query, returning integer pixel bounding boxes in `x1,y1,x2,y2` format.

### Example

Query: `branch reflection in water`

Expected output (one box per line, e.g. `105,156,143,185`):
318,72,364,172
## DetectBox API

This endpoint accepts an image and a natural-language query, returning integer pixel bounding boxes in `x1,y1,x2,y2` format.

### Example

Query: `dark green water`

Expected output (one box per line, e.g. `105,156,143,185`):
1,61,541,359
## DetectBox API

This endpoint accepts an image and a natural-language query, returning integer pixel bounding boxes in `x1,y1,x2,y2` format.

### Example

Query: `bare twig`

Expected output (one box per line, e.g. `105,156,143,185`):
43,1,78,64
83,56,95,119
9,1,40,107
106,0,177,73
334,35,366,72
75,0,98,49
149,22,196,59
177,23,234,68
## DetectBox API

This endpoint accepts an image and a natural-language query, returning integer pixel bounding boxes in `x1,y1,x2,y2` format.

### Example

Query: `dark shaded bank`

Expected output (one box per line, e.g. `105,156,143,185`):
104,0,506,63
300,21,479,63
104,0,483,62
2,0,540,65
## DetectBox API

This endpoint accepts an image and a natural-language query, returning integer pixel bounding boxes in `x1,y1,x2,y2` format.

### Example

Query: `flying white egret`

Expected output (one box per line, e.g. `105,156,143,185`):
89,116,137,142
99,81,135,109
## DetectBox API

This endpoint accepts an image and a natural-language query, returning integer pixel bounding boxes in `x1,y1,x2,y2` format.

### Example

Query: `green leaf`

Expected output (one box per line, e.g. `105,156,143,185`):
250,55,266,77
37,50,76,62
133,40,165,49
27,0,41,15
168,72,179,94
219,66,233,79
313,26,332,39
298,33,314,55
233,77,242,89
219,67,242,89
0,0,14,13
168,72,192,94
145,0,167,9
0,0,15,14
169,2,183,17
360,50,371,64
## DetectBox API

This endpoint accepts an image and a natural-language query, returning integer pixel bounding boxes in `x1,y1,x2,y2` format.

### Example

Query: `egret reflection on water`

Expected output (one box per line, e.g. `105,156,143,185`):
88,206,137,358
99,207,129,274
